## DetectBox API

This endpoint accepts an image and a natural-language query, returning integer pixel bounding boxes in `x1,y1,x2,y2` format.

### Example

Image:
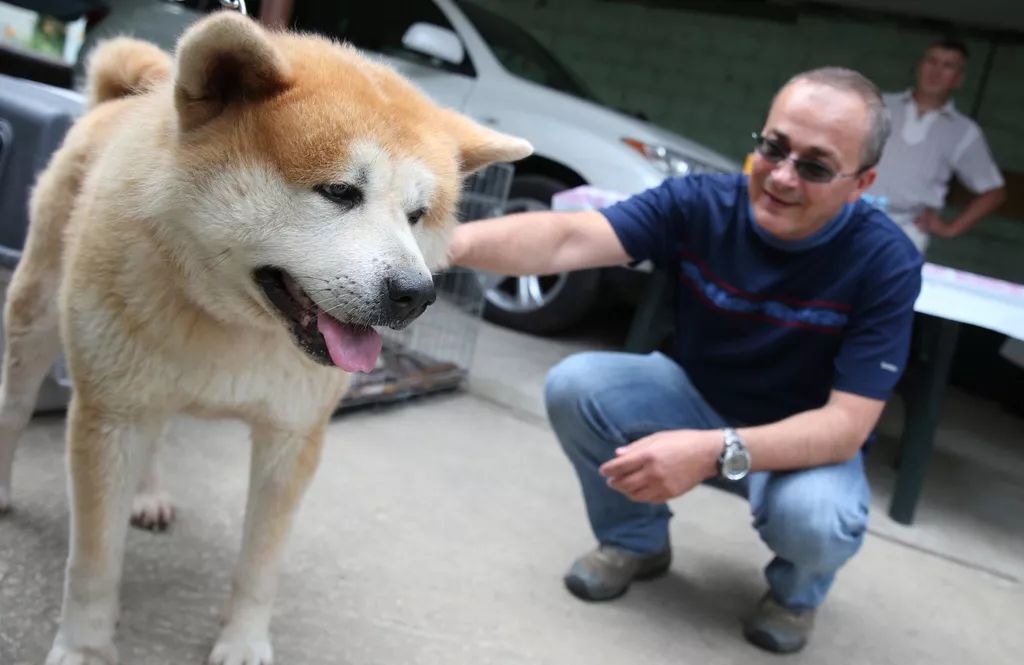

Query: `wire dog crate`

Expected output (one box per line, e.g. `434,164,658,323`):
336,162,514,411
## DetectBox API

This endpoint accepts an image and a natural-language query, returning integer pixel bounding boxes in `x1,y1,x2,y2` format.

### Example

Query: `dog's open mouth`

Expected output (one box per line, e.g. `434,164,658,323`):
253,267,382,373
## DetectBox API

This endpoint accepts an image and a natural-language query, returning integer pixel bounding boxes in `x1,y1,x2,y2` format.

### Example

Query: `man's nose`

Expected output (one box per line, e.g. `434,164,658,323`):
769,158,801,188
383,273,437,322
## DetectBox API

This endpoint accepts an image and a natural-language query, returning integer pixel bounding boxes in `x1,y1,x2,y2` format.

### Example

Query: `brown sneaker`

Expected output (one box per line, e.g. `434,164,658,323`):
563,544,672,601
743,592,816,654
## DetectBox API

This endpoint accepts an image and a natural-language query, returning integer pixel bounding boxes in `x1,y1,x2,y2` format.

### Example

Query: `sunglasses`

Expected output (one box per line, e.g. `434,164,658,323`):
752,133,862,184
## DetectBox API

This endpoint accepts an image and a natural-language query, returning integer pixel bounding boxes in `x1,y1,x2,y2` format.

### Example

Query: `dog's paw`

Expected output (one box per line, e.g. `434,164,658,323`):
44,642,118,665
130,490,174,531
208,635,273,665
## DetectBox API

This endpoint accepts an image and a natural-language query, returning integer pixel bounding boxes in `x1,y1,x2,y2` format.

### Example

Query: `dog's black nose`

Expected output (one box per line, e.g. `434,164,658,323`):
385,274,437,322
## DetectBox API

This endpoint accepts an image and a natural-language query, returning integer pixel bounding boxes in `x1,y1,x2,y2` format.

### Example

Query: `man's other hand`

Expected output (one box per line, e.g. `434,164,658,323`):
599,430,720,504
915,208,956,237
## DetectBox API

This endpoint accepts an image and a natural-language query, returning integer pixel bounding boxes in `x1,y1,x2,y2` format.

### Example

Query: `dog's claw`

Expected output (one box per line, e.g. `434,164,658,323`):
130,491,174,531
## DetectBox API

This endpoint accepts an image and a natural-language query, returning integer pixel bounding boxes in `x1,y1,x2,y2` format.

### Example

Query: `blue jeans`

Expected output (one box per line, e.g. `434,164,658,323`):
545,351,870,610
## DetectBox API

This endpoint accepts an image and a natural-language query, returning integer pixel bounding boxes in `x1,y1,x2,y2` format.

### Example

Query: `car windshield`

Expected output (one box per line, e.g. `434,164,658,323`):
455,1,598,102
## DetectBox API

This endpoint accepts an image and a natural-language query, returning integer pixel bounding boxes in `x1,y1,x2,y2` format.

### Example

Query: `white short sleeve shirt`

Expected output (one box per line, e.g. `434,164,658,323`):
867,90,1004,220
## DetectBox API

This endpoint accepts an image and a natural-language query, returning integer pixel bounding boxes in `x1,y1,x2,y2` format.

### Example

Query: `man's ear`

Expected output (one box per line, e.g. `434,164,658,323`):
849,167,878,203
174,11,293,132
438,109,533,174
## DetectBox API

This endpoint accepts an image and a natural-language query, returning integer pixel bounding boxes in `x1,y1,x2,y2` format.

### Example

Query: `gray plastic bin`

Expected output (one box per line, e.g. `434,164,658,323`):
0,74,84,269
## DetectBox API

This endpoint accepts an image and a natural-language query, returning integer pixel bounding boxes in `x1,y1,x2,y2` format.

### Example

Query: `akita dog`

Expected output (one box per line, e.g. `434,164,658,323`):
0,11,529,664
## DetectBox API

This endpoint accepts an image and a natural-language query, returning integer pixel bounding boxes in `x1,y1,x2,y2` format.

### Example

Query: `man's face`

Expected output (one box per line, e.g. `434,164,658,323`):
748,80,877,241
916,47,965,99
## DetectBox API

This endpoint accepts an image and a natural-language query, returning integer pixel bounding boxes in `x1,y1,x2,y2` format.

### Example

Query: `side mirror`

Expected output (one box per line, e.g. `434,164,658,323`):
401,22,464,65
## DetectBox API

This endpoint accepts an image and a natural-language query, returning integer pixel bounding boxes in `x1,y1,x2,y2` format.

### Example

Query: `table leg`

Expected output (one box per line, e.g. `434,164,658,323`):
888,315,960,525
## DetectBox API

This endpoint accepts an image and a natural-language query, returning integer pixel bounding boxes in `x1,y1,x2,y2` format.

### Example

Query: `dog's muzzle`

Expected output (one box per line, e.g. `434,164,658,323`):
254,267,437,373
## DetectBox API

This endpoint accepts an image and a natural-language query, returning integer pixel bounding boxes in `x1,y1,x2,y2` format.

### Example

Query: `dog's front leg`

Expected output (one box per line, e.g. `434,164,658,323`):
46,401,166,665
209,424,325,665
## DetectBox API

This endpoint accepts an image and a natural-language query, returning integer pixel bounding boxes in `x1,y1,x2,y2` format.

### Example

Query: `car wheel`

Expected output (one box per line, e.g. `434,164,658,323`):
481,175,599,335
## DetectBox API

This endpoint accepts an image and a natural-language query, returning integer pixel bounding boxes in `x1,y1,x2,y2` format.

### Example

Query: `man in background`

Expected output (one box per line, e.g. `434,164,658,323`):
866,37,1006,252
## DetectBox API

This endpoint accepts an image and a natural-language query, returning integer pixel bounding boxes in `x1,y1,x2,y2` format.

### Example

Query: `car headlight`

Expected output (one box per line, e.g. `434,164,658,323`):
622,138,721,177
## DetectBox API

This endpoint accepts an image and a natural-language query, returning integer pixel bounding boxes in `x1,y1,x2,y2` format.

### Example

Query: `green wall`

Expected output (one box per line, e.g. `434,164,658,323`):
476,0,1024,281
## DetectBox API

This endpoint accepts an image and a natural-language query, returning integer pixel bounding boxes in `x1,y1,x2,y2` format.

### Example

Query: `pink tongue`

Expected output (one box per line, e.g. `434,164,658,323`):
316,313,382,373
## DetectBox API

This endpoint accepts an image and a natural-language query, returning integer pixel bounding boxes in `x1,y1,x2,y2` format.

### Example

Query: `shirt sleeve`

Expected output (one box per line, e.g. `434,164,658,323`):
599,176,697,270
951,123,1005,194
832,250,923,400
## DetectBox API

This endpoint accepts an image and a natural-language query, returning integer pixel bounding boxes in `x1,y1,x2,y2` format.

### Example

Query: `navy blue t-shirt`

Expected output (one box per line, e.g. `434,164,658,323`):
601,173,923,426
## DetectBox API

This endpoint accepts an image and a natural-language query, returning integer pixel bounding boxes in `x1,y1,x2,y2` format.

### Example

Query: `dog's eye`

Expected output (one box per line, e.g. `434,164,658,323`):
407,207,427,226
315,183,363,211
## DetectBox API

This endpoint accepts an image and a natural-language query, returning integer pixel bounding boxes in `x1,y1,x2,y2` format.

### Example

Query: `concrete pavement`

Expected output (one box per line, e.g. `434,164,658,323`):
1,319,1022,664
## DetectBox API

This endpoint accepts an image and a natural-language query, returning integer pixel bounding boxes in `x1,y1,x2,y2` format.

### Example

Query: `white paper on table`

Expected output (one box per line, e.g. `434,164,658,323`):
914,263,1024,342
551,186,629,212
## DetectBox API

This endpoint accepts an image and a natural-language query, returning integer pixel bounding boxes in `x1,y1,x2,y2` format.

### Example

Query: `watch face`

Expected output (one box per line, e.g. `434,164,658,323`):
722,450,751,480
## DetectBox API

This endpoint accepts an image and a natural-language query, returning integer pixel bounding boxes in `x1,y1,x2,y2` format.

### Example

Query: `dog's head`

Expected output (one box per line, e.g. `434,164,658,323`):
168,12,531,372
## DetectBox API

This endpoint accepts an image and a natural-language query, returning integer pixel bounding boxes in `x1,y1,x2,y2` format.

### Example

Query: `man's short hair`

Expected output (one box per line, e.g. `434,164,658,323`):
930,36,969,59
782,67,891,171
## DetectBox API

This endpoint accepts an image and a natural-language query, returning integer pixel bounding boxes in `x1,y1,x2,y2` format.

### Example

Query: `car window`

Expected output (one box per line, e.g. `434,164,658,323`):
455,1,596,102
173,0,264,16
290,0,474,77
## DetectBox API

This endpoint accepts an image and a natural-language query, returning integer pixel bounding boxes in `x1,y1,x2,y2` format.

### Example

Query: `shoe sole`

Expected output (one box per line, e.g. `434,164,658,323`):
743,627,807,654
563,557,672,602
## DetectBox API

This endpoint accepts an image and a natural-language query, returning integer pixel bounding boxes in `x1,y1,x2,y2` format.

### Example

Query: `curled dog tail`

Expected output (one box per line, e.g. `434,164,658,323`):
85,37,173,108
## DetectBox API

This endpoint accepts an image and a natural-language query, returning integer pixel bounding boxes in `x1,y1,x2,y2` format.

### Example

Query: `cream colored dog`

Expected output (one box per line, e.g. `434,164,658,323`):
0,11,529,664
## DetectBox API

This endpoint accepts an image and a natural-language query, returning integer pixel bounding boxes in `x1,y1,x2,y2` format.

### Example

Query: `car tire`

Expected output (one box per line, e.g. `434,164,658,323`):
481,175,599,335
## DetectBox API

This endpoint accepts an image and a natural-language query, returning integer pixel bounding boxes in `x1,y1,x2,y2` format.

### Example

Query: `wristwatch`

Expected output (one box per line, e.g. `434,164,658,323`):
717,427,752,481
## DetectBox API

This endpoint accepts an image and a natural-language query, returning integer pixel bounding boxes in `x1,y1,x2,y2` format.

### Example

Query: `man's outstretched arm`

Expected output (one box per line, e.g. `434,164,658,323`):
449,209,632,276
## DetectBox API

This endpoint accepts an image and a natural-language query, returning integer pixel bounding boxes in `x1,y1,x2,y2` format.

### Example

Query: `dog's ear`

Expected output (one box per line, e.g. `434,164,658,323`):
174,12,292,132
439,110,533,174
